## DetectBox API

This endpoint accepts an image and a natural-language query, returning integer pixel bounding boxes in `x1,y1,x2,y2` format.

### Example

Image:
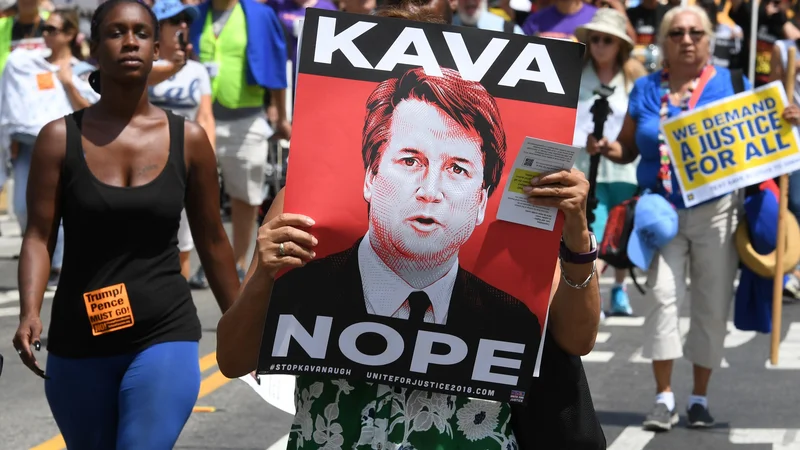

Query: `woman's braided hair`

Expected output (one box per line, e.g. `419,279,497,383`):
87,0,160,94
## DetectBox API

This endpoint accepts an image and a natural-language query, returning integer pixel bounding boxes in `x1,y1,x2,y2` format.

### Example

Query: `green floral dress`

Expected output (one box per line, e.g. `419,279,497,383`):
288,376,519,450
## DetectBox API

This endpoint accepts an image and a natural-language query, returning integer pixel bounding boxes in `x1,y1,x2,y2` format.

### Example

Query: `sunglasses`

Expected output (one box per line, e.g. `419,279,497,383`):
590,35,614,45
166,13,192,26
42,25,64,35
667,28,705,42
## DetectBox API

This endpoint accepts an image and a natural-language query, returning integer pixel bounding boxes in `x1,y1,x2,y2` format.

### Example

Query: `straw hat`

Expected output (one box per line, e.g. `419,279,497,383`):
736,211,800,278
575,8,635,53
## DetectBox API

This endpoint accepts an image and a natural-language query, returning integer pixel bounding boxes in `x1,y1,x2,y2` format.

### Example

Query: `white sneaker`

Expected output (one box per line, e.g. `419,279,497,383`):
784,274,800,301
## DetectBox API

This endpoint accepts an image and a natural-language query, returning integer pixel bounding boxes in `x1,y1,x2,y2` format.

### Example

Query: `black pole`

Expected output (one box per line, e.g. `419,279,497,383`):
587,84,615,232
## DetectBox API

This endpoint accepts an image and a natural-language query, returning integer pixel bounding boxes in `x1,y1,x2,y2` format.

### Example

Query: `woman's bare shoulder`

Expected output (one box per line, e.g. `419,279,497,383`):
35,117,70,160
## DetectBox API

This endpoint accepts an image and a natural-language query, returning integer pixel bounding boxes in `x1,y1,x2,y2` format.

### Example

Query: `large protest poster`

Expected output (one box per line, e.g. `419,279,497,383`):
661,80,800,208
256,8,584,405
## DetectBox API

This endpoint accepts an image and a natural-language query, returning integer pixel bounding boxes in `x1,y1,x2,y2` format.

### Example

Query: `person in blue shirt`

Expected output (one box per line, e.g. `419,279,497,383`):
587,3,800,434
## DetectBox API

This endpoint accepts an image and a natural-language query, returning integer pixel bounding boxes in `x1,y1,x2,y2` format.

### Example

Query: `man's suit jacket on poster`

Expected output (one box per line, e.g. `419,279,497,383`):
265,237,542,375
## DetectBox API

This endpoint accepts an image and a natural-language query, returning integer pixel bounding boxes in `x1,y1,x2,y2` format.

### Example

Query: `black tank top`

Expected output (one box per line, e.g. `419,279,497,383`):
46,109,201,358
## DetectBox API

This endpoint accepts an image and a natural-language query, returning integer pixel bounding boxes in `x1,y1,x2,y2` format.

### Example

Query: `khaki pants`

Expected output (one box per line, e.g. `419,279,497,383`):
216,116,272,206
641,193,742,369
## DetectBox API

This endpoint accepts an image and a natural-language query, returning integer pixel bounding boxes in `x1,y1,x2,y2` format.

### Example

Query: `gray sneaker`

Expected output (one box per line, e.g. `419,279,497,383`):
642,403,679,431
686,403,714,428
188,266,208,289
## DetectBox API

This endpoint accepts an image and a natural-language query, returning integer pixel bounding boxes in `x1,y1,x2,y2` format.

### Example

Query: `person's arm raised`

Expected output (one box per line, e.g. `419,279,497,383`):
147,38,191,86
525,169,600,356
216,189,318,378
13,119,67,378
196,95,216,151
184,121,240,314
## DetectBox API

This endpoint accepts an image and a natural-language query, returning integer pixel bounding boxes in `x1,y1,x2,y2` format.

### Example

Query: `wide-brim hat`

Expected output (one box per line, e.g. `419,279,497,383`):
509,0,532,12
575,8,635,53
736,211,800,278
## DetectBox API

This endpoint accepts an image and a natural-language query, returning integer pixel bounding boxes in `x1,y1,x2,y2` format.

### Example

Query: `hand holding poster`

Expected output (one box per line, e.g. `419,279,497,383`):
661,80,800,207
256,8,585,405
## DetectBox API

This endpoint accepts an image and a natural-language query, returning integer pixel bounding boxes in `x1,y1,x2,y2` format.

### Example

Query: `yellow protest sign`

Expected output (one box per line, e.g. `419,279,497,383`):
661,81,800,207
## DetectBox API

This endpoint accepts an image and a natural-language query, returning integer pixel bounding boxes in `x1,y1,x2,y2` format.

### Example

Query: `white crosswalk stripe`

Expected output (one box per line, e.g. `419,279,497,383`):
0,237,22,258
582,351,615,363
0,306,19,316
0,212,22,259
598,276,646,287
607,427,656,450
266,434,291,450
0,290,26,305
606,427,800,449
0,290,55,317
602,316,645,327
729,428,800,448
585,314,762,369
0,290,56,305
766,322,800,370
597,275,741,290
0,210,51,316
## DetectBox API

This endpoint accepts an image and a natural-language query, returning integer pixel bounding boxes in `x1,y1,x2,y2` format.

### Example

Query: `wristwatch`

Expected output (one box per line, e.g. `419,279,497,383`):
559,232,598,264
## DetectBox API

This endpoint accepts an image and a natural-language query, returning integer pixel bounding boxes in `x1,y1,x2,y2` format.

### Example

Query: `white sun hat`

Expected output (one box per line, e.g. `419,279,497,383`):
509,0,532,12
575,8,635,52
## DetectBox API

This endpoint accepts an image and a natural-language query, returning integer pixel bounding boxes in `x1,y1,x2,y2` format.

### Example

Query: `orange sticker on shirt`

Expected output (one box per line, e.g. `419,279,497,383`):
636,34,654,46
83,283,134,336
36,72,54,90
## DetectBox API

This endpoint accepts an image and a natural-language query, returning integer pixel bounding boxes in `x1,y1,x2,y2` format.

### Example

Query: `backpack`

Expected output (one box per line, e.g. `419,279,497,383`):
598,195,638,269
597,195,646,294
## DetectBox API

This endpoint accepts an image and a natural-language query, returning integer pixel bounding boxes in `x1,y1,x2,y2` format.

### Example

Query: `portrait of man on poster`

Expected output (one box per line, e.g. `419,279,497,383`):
274,66,541,338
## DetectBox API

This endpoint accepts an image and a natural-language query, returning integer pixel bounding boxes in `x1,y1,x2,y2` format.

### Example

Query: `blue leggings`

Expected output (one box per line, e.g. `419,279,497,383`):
44,341,201,450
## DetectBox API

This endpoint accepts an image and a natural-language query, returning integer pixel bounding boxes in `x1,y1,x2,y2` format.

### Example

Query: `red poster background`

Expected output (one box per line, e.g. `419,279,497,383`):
282,73,578,329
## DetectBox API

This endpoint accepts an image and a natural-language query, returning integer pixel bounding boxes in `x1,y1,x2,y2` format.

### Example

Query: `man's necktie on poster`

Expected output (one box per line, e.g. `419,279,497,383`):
407,291,431,323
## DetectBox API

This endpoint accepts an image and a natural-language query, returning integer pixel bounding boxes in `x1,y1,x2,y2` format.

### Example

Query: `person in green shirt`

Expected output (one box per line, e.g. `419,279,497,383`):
0,0,51,70
186,0,292,289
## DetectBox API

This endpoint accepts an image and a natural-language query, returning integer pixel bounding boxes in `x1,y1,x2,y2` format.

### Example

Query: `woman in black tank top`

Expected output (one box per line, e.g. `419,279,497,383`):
11,0,240,448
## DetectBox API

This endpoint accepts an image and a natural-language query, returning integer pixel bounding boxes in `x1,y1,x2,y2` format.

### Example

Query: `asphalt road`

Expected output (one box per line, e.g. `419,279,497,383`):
0,217,294,450
589,279,800,450
1,213,799,450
